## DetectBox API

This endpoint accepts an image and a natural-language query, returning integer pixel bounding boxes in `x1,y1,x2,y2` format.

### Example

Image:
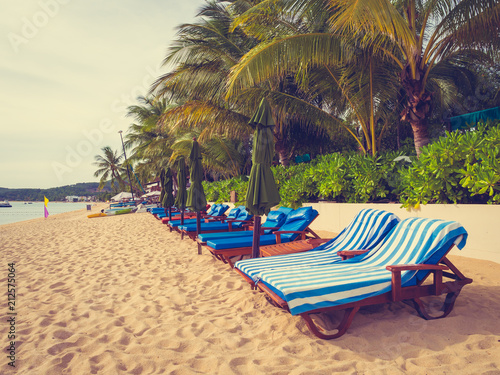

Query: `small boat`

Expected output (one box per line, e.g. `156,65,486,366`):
88,208,135,218
0,201,12,208
87,212,108,218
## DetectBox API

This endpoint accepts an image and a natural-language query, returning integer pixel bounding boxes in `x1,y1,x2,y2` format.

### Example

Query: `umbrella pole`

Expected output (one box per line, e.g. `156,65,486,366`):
168,207,172,221
251,215,261,258
196,211,202,255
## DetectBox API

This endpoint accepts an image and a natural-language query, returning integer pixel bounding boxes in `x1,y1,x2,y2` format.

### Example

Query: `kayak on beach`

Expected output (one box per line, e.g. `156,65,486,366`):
87,208,134,218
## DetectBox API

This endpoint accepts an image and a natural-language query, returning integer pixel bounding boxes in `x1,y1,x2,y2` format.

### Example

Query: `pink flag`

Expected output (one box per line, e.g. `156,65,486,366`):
44,206,49,218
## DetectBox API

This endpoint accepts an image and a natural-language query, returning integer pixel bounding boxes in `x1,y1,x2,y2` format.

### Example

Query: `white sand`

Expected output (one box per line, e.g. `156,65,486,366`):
1,205,500,374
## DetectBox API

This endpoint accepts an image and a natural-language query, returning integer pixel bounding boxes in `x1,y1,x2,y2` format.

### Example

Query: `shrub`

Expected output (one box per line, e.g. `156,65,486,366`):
273,163,316,208
202,176,248,205
202,122,500,209
400,121,500,207
305,153,349,202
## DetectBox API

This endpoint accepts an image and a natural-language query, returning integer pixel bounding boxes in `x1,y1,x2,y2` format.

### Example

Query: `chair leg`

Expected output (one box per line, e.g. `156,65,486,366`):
213,253,227,263
409,288,463,320
300,306,360,340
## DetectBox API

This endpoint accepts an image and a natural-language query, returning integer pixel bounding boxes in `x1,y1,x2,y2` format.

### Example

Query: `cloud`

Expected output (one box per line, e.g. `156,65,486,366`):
0,0,200,189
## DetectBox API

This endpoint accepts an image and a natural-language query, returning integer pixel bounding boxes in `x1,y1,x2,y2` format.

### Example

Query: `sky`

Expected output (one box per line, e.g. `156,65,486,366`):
0,0,201,189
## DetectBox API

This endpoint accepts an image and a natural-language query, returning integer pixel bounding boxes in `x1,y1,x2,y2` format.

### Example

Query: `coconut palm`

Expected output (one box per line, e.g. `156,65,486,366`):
125,95,174,183
93,146,127,192
231,0,500,155
152,0,348,164
151,1,255,149
170,129,251,178
330,0,500,154
225,0,410,156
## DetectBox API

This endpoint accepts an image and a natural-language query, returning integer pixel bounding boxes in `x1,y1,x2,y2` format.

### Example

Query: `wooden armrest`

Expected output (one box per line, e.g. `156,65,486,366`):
386,264,449,272
273,230,306,244
202,214,225,219
387,264,449,301
337,249,370,260
204,215,227,223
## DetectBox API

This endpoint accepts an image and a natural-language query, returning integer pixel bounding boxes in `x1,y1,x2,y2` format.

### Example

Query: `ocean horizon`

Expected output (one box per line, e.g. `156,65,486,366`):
0,201,90,226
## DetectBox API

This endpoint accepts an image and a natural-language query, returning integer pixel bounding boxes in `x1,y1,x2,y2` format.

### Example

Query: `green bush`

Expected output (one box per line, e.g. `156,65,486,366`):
202,122,500,209
305,153,349,202
400,122,500,207
273,163,316,208
202,176,248,205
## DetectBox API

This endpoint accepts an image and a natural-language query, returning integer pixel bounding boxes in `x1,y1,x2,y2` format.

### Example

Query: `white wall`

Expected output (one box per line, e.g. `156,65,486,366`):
303,202,500,264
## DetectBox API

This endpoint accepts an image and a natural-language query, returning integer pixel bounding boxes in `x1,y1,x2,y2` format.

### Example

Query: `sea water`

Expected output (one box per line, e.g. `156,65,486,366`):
0,201,88,226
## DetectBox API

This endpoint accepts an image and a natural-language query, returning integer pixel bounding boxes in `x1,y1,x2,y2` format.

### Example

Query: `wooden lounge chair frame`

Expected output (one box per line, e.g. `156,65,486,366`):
260,238,332,257
180,218,253,241
235,245,472,340
205,215,321,267
158,211,196,221
167,212,228,233
195,223,275,255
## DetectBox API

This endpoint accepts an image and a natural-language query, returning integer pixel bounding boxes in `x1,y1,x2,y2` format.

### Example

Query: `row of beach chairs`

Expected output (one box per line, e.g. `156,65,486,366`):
149,205,472,340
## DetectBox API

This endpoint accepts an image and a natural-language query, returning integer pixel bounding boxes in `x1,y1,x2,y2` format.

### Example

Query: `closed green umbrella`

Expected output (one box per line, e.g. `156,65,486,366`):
162,167,174,220
159,169,166,206
174,157,187,225
246,98,281,258
186,138,208,253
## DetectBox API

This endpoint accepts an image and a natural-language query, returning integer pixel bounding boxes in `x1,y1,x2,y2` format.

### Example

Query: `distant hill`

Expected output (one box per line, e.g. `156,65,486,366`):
0,182,112,202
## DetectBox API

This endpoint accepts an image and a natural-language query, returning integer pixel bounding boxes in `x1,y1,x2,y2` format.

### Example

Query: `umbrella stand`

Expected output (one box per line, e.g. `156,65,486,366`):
251,216,262,259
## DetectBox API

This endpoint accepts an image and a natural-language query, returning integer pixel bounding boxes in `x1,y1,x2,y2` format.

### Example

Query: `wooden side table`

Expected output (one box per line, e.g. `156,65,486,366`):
260,238,333,257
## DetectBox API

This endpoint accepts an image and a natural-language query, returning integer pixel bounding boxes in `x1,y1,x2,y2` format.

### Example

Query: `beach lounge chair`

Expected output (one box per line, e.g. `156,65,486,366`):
236,209,400,284
205,206,320,267
160,203,216,222
195,207,292,253
179,206,252,240
150,207,179,220
235,217,472,340
158,203,211,220
166,204,229,232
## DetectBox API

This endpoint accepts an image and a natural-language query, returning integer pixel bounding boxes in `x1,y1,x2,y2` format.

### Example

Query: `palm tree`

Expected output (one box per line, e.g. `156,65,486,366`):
125,95,174,183
327,0,500,154
227,0,499,155
170,129,251,178
93,146,127,192
151,0,255,152
225,0,406,156
152,0,347,165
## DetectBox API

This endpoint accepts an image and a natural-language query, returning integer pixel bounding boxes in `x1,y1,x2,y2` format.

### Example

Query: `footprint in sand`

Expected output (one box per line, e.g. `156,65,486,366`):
49,282,65,289
52,330,73,340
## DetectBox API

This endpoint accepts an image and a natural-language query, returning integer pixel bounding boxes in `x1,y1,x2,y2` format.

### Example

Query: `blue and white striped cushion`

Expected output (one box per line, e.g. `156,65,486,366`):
235,209,400,281
253,217,467,315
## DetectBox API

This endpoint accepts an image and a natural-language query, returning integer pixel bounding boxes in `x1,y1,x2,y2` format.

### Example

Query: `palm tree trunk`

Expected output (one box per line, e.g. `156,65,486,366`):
275,140,290,166
409,118,430,156
401,62,432,157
